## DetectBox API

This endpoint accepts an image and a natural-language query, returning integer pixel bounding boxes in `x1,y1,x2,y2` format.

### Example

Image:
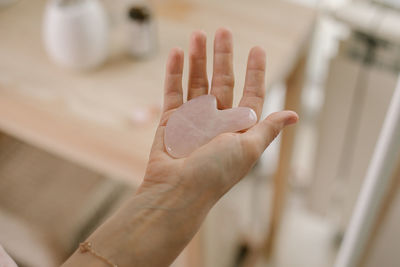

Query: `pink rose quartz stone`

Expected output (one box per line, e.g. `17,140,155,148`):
164,95,257,158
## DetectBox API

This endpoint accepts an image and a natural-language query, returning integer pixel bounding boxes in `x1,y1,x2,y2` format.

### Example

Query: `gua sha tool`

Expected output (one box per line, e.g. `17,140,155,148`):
164,95,257,158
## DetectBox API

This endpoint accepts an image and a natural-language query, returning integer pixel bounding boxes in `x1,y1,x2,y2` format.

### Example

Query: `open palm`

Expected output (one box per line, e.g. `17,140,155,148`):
139,28,298,201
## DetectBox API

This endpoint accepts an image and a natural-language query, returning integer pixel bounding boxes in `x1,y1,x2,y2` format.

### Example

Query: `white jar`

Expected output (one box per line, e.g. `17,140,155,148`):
43,0,109,70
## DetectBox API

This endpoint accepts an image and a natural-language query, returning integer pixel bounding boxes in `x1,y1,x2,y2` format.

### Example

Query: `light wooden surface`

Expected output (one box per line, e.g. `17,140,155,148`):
0,0,315,186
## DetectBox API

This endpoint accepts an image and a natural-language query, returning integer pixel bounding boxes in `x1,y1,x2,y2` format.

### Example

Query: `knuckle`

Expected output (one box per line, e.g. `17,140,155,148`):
165,90,182,98
189,76,209,90
264,120,281,140
213,74,235,88
244,85,265,98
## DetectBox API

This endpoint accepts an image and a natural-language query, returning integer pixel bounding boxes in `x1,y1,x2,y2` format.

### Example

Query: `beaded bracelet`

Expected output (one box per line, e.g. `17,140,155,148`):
79,241,118,267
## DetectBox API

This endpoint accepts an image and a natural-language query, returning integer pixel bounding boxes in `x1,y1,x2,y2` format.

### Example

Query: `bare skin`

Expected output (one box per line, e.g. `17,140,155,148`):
61,28,298,267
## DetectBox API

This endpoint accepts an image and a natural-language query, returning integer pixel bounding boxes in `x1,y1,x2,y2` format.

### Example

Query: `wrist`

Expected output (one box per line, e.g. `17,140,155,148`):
137,173,220,210
67,183,213,267
102,180,213,266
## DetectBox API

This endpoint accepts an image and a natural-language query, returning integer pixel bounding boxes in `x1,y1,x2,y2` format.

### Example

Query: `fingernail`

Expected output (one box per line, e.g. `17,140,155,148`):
284,113,299,126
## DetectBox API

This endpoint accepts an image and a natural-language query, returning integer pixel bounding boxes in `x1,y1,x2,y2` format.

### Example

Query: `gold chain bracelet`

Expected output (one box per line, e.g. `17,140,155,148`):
79,241,118,267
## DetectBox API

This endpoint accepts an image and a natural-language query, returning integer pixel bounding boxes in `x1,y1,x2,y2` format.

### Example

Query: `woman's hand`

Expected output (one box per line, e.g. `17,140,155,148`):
61,28,298,267
138,28,298,204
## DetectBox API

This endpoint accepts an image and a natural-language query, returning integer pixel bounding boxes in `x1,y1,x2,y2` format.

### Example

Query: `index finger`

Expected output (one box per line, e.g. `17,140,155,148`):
239,46,266,120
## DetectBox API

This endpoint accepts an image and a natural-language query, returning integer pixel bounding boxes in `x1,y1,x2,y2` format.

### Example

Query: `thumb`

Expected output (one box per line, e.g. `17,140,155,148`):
240,110,298,161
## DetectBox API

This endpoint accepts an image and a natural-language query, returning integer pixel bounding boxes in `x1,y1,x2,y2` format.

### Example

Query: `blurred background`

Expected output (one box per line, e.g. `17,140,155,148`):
0,0,399,266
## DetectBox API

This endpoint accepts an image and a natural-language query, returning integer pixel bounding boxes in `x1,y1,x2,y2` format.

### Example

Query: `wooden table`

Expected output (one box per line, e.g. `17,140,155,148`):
0,0,315,264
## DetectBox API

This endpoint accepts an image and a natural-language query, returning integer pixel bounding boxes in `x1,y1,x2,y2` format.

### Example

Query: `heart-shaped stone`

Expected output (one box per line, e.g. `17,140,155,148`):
164,95,257,158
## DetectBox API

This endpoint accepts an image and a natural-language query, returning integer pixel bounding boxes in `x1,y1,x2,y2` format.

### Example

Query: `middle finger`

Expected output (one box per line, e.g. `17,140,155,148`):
188,30,209,100
210,28,234,109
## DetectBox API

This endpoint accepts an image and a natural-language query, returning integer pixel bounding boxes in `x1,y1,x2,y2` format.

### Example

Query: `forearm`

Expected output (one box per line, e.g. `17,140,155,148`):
61,181,216,267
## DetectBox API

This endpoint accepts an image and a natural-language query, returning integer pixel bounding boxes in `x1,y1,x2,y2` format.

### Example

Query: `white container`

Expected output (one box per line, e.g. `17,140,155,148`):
43,0,109,70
